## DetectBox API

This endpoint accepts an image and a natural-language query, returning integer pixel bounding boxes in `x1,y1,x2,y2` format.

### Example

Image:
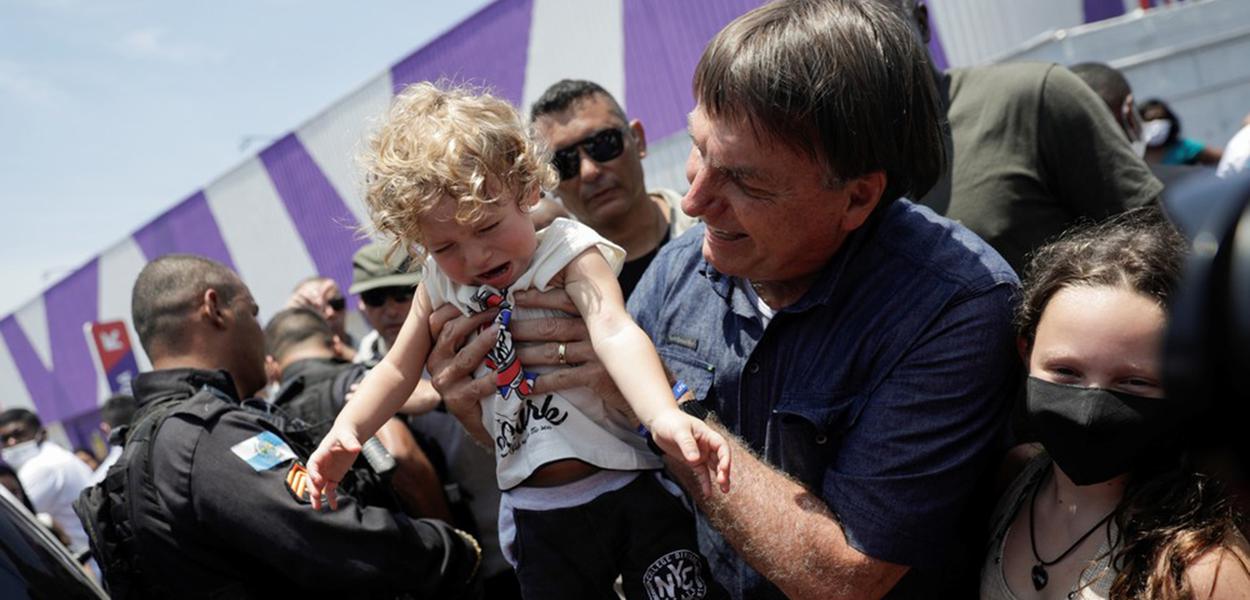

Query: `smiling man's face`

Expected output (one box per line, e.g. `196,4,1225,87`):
681,105,873,288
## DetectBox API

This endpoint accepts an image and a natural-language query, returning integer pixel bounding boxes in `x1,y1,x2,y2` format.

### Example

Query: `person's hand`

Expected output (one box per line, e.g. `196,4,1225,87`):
647,409,732,497
286,279,336,315
306,424,362,511
510,289,628,412
426,304,500,426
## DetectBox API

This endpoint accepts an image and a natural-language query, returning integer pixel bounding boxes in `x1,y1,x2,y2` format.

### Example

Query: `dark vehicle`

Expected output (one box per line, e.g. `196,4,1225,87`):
0,485,107,599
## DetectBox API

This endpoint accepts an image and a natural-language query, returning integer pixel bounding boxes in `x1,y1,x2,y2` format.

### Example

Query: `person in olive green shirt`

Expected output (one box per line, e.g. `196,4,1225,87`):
899,1,1163,274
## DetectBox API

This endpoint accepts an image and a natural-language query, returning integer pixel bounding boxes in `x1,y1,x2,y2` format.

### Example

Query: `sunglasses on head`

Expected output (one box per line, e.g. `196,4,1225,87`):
551,128,626,181
360,286,415,308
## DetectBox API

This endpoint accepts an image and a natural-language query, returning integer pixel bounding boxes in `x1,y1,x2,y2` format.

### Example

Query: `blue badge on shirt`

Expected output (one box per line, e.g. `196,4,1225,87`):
230,431,297,471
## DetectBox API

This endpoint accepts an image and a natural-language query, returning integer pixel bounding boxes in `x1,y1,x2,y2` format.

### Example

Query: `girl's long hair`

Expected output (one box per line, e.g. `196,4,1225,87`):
1019,207,1247,598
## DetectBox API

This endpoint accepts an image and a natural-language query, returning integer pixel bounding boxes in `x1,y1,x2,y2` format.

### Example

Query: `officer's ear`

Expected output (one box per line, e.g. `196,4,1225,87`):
264,355,282,386
330,335,352,361
202,288,228,330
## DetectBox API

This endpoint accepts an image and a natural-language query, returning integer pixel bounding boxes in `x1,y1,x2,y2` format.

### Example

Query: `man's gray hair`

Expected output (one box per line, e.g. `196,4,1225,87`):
693,0,946,202
131,254,241,357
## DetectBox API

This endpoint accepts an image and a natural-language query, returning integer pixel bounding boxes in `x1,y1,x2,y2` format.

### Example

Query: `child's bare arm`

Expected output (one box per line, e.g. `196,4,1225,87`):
307,283,436,509
338,284,436,437
563,249,730,492
562,249,677,426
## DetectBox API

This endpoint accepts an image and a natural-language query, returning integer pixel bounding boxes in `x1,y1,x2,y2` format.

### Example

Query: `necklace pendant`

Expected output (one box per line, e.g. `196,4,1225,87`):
1031,564,1049,590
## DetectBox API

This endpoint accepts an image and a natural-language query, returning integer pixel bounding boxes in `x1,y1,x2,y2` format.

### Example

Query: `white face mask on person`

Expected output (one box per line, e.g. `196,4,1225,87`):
1142,119,1172,148
1,439,40,470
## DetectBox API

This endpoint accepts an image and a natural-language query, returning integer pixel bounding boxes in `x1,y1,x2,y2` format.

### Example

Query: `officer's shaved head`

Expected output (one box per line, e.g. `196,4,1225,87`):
264,307,334,362
132,254,243,357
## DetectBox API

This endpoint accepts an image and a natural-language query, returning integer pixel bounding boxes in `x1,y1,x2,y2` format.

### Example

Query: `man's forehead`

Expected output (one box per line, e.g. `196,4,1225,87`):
536,94,627,135
687,108,788,182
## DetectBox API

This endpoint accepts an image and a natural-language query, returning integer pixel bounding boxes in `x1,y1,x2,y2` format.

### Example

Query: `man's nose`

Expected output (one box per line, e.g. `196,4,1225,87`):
683,158,717,218
578,149,603,182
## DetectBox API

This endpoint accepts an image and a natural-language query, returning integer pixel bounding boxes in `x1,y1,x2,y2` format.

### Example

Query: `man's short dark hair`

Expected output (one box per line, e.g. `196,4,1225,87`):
132,254,242,357
693,0,946,203
1070,62,1132,114
0,408,41,432
265,307,334,361
529,79,626,122
100,394,138,429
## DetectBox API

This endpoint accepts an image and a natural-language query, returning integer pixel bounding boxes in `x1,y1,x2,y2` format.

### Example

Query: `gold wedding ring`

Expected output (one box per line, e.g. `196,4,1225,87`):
557,342,568,365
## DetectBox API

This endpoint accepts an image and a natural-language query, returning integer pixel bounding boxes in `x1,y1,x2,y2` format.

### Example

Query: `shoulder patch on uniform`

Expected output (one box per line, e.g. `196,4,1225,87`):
285,462,312,504
230,431,297,471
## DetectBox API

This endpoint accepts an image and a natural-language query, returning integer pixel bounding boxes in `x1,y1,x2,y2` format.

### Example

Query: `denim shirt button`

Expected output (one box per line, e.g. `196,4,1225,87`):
747,362,760,374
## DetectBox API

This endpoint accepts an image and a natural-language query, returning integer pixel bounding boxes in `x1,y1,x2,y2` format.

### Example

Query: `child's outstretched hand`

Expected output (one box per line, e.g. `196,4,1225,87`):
647,409,732,497
306,424,362,511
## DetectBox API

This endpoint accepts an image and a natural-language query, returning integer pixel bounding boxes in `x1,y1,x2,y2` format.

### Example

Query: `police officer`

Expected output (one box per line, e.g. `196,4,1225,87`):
80,254,479,599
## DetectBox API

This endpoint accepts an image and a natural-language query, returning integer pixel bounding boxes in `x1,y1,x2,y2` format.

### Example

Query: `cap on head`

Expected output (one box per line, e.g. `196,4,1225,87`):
348,241,424,295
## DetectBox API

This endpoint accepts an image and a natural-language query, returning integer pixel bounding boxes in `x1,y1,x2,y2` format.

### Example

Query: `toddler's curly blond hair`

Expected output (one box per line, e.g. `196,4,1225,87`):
361,82,558,262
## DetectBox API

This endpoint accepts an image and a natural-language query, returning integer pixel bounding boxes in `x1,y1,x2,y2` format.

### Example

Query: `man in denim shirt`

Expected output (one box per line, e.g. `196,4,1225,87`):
626,1,1018,597
426,1,1019,597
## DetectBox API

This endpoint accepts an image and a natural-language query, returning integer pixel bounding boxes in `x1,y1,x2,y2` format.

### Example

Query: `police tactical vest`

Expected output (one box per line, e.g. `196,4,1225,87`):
73,385,236,599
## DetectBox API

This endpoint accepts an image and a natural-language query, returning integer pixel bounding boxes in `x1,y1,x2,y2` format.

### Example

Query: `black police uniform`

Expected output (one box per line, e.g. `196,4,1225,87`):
111,368,478,598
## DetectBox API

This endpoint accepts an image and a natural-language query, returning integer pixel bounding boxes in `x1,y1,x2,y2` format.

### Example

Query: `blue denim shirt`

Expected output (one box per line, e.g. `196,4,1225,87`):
628,199,1020,599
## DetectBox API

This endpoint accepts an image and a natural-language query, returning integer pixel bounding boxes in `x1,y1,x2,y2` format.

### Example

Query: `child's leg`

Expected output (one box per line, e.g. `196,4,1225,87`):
617,473,726,600
507,500,622,599
500,471,641,599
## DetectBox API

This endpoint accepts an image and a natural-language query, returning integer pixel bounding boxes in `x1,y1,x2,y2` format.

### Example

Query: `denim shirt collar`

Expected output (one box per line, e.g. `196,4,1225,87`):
696,204,884,318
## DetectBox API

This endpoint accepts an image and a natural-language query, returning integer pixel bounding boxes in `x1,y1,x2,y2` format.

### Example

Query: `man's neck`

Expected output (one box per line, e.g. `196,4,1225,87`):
277,344,337,373
602,193,669,261
747,274,821,311
150,354,245,399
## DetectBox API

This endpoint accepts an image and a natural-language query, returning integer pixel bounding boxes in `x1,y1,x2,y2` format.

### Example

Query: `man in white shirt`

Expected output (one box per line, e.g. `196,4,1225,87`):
88,394,137,485
0,408,92,553
1217,113,1250,179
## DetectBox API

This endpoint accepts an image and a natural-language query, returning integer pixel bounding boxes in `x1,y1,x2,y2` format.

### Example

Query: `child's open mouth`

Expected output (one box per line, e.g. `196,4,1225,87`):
477,262,512,286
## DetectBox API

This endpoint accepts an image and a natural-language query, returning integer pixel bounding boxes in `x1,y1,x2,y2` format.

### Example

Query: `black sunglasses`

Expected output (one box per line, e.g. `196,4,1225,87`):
360,286,414,308
551,128,626,181
327,296,346,311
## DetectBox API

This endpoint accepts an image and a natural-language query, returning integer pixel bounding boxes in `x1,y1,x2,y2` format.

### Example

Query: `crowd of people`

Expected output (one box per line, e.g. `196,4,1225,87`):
4,0,1250,598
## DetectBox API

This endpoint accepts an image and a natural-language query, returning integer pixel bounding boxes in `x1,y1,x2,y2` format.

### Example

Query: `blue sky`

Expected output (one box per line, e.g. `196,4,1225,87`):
0,0,490,315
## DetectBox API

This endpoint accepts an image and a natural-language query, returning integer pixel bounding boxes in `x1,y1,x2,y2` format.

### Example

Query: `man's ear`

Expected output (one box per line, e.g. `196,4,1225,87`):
914,2,932,45
331,335,353,362
839,171,887,232
202,288,228,330
264,355,282,386
630,119,647,158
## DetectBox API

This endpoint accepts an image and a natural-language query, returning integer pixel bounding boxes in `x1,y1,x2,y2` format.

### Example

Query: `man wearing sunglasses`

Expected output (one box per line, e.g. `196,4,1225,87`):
349,242,422,368
531,79,695,299
286,275,355,361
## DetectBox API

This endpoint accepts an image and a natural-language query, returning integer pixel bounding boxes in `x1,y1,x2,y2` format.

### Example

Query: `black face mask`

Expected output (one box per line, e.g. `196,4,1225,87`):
1025,377,1195,486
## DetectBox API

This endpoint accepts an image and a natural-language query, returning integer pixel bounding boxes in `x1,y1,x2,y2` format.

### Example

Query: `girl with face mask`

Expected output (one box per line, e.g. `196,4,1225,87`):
980,208,1250,599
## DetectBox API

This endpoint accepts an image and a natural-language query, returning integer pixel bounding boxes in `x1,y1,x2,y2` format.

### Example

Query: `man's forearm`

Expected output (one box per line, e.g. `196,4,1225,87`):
671,428,907,600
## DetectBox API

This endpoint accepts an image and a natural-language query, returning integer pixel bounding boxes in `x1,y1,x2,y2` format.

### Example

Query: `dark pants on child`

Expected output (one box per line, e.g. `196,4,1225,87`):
509,473,726,600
